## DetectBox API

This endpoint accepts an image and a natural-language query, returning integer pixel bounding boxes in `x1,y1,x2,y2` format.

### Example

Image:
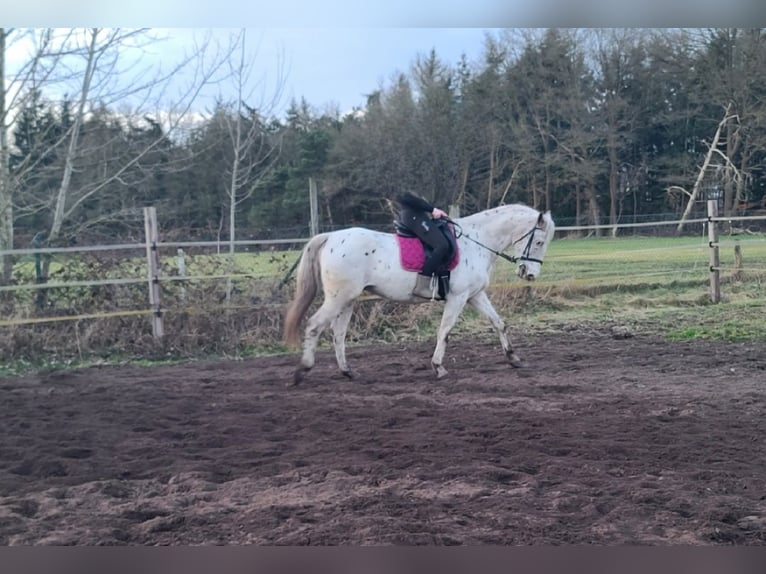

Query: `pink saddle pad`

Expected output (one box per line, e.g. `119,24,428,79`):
395,228,459,272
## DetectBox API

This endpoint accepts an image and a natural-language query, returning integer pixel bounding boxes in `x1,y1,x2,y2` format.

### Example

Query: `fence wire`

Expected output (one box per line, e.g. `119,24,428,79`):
1,216,765,330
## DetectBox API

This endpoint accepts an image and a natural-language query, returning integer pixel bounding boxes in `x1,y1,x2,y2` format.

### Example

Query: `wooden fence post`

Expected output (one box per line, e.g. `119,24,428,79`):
177,248,187,305
144,206,164,338
707,199,720,304
733,242,743,282
309,177,319,236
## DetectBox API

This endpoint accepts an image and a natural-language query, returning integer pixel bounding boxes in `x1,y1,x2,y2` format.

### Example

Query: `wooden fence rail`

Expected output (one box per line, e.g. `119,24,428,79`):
1,209,765,333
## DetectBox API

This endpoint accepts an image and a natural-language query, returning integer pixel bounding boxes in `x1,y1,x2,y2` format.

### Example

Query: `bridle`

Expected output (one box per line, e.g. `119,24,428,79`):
450,219,545,266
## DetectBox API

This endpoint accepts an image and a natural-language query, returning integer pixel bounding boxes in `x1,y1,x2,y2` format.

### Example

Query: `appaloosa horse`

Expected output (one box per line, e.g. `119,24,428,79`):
283,204,555,384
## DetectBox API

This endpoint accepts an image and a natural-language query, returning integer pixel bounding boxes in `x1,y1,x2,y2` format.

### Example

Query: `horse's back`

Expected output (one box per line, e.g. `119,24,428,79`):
320,227,401,280
322,227,393,254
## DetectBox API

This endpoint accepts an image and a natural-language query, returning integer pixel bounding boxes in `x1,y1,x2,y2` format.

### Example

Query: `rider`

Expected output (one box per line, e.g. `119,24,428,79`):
395,192,451,299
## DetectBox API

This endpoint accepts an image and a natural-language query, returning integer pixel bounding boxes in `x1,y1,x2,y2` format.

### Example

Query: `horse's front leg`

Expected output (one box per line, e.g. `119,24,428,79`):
431,292,469,379
468,290,522,367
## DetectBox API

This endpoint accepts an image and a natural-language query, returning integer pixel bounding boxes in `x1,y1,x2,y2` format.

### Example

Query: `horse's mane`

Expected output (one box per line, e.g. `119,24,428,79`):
458,203,540,224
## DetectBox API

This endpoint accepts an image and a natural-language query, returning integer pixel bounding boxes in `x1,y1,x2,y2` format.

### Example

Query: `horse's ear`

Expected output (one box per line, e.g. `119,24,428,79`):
537,212,545,226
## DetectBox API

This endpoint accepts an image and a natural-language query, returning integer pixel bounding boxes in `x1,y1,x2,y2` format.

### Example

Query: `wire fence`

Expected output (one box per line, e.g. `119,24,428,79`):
1,209,765,331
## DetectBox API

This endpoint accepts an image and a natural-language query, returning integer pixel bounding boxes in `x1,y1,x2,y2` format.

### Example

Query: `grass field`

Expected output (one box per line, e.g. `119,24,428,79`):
499,234,766,285
2,233,765,373
483,233,766,343
214,233,766,344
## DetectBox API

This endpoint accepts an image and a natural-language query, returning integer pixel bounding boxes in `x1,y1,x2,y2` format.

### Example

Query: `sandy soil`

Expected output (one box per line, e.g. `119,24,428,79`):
1,330,765,545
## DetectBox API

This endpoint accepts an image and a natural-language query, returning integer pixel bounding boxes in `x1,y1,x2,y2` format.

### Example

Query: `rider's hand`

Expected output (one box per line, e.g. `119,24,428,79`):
431,207,448,219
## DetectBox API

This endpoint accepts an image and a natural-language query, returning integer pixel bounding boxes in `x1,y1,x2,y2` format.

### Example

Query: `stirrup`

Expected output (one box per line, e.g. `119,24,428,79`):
412,274,438,300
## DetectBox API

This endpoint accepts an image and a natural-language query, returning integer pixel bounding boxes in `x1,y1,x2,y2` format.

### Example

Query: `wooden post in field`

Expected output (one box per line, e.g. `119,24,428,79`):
144,206,164,338
177,248,187,304
309,177,319,236
733,242,743,281
707,200,721,304
448,204,460,219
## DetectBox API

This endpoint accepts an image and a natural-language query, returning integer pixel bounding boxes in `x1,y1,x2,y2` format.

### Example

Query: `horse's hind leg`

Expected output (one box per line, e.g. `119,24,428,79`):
468,290,522,367
293,297,346,385
331,303,355,379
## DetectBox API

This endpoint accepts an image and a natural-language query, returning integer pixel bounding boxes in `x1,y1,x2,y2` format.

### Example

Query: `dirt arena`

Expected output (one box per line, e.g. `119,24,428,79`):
1,330,765,545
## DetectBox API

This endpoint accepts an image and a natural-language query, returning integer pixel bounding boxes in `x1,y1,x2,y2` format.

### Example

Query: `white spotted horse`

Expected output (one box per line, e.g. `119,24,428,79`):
283,203,555,384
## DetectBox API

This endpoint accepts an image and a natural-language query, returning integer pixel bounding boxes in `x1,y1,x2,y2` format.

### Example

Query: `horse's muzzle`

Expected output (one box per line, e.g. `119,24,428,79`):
518,264,536,281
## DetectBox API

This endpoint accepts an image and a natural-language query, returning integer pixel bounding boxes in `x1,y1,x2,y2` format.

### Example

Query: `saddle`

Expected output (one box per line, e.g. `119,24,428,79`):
394,219,459,299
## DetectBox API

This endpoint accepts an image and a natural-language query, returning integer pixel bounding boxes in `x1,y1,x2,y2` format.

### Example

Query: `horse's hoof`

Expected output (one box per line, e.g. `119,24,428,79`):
291,367,309,386
507,352,523,368
432,363,449,379
341,369,355,380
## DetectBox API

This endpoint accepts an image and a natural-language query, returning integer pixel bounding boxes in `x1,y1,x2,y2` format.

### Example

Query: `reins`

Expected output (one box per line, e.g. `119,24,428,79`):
448,219,544,266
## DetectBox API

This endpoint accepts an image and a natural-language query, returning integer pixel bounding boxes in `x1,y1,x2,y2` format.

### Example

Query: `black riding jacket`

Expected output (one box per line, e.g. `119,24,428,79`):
396,192,435,214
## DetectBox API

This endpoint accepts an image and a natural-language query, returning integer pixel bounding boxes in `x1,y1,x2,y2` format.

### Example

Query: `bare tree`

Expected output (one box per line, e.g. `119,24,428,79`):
697,29,766,216
40,29,234,244
214,29,285,303
0,28,10,283
673,102,739,233
0,28,73,283
0,27,236,309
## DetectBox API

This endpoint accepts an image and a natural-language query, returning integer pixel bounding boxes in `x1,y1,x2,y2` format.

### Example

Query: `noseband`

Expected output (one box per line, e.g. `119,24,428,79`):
513,226,545,266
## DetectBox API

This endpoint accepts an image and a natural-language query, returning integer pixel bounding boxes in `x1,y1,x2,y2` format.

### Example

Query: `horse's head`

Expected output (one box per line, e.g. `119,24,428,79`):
513,210,555,281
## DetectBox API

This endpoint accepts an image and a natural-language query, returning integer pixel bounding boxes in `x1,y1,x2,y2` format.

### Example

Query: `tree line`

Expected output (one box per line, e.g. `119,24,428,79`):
2,28,766,284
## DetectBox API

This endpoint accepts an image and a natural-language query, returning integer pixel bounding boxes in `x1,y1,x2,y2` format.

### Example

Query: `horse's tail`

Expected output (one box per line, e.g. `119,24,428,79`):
283,233,330,348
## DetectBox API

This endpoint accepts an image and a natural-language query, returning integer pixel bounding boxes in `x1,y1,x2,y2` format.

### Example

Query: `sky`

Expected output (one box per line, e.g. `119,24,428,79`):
4,27,494,120
9,0,762,27
5,1,762,121
157,27,496,116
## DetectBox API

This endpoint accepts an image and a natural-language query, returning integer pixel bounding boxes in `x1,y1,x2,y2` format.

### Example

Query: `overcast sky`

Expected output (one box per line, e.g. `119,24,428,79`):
10,0,759,27
160,27,494,116
6,1,759,120
4,27,493,120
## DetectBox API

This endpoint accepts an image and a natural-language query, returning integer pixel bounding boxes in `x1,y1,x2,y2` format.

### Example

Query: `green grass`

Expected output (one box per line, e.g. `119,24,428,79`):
183,250,300,279
3,233,766,375
14,233,764,291
503,234,766,286
377,232,766,346
480,233,766,343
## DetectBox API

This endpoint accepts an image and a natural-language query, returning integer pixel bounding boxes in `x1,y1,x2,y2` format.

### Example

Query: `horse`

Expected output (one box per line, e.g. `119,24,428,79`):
283,204,555,385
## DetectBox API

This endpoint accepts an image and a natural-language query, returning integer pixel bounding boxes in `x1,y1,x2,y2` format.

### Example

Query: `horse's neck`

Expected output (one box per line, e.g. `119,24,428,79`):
461,205,534,251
